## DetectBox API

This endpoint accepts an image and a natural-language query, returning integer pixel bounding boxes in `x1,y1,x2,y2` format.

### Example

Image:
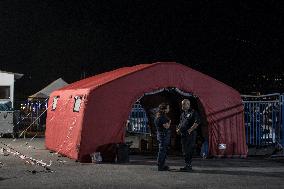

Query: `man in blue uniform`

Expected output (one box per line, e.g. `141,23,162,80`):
177,99,201,171
154,103,171,171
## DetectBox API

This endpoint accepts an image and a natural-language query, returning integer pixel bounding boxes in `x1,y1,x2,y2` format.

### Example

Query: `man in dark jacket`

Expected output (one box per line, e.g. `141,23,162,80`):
177,99,201,171
154,103,171,171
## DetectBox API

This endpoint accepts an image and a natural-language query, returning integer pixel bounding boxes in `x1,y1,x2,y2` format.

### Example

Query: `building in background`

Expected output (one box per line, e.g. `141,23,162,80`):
0,70,23,136
0,70,23,110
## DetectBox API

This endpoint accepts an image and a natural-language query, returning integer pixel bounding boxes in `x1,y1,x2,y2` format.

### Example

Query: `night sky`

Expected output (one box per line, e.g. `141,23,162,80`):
1,0,283,99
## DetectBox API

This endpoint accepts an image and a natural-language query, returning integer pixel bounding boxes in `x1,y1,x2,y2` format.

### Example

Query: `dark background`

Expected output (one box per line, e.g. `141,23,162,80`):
1,0,283,99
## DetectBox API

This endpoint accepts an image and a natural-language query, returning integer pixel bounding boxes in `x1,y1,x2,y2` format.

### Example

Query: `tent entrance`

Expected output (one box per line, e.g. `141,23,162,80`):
125,87,208,156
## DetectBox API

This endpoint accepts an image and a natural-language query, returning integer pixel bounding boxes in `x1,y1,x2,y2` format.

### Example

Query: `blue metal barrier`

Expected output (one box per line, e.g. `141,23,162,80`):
281,95,284,147
127,103,149,134
12,99,48,133
242,94,282,146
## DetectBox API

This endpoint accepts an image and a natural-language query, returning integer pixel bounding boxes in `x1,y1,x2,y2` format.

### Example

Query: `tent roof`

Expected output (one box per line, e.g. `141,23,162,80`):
59,62,236,92
59,64,152,90
29,78,68,99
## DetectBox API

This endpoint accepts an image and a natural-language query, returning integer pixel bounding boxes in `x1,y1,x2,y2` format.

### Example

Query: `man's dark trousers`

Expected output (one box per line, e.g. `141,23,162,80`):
181,130,197,166
157,131,171,168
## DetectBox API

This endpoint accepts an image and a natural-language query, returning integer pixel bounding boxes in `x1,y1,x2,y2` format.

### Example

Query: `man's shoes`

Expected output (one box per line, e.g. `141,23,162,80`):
180,165,192,172
158,165,170,171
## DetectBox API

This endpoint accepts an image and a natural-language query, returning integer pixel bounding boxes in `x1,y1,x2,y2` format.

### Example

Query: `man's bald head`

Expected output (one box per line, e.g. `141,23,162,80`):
181,99,191,111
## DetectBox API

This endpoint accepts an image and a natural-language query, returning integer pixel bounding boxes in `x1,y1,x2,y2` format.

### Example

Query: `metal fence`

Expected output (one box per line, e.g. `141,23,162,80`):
242,93,284,147
14,99,48,133
126,103,149,134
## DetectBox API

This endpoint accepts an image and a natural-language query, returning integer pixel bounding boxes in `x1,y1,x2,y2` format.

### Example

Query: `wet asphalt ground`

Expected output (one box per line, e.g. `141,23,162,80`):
1,138,284,189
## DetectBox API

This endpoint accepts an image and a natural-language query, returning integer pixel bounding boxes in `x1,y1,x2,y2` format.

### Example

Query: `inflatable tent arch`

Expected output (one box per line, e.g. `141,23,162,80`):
45,62,247,162
131,87,208,154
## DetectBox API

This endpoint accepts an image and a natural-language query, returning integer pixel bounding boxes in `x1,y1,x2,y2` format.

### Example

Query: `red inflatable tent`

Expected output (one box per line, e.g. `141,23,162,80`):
45,62,247,162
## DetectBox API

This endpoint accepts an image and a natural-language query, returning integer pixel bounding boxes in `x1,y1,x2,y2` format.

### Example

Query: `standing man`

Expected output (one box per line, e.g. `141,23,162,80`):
176,99,201,171
154,103,171,171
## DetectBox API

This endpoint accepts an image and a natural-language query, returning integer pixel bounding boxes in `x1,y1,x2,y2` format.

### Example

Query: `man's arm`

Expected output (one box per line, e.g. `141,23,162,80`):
176,114,183,134
187,112,201,134
187,122,199,134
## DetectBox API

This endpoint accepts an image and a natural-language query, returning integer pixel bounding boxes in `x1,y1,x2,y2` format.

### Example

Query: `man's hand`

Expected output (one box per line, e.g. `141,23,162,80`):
187,127,194,135
176,128,180,135
187,123,198,135
163,120,171,129
176,123,181,135
163,124,170,129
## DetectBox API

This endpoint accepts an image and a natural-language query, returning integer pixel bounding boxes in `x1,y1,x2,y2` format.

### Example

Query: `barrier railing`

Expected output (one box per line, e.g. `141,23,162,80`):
242,94,283,147
126,103,149,134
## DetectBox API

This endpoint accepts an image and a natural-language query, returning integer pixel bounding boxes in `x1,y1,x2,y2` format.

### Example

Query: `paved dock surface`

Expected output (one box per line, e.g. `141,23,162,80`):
1,138,284,189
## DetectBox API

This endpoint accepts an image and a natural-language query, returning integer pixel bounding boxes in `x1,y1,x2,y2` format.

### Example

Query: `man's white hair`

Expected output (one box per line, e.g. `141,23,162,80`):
182,99,190,105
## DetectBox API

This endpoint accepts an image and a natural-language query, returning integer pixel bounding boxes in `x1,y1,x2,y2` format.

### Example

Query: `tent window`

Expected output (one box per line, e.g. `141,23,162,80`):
51,96,60,111
73,96,82,112
0,86,10,99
